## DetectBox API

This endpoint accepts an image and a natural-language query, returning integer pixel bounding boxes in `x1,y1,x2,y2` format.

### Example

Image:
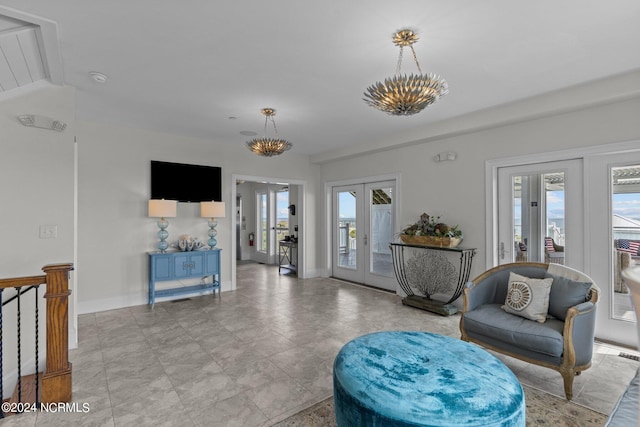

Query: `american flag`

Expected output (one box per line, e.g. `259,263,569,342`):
618,239,640,255
544,238,556,253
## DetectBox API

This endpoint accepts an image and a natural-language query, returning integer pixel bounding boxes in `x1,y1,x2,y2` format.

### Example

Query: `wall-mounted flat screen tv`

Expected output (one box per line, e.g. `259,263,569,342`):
151,161,222,202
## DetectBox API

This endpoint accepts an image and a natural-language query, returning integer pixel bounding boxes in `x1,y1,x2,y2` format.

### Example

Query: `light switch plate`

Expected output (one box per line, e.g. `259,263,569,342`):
39,225,58,239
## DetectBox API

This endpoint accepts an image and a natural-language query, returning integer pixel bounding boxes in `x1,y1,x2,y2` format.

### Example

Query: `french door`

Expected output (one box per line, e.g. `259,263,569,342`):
588,152,640,347
491,143,640,347
332,181,396,291
253,187,291,265
496,160,583,271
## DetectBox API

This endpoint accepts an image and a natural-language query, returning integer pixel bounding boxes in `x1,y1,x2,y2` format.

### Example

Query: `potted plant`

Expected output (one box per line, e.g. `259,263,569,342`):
400,213,463,247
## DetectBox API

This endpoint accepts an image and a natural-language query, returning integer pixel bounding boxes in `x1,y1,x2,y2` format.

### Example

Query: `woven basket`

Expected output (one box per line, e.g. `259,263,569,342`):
400,235,462,248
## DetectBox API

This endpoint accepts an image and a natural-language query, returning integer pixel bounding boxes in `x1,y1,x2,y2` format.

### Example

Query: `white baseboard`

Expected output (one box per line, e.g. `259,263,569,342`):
78,280,232,314
306,268,329,278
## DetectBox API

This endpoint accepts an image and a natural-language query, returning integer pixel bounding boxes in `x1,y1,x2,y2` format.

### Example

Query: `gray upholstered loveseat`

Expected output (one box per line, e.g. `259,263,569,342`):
460,262,598,400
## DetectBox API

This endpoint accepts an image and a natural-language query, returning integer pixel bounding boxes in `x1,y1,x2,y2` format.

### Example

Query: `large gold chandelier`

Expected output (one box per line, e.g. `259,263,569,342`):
364,29,448,116
246,108,292,157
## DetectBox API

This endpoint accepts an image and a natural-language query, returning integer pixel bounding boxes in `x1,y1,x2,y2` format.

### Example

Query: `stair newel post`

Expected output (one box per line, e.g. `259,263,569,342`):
41,263,73,404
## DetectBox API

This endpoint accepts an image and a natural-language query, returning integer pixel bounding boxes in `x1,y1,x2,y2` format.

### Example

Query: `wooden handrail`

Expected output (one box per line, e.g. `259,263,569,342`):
0,275,46,289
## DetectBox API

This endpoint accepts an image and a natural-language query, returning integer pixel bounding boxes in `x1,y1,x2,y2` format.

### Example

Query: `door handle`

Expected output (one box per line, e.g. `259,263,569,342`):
500,242,505,259
364,234,368,246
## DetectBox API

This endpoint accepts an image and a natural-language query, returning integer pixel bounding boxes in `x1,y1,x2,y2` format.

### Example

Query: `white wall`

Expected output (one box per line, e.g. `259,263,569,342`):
318,96,640,281
76,120,320,313
2,74,638,344
0,84,76,395
0,85,75,278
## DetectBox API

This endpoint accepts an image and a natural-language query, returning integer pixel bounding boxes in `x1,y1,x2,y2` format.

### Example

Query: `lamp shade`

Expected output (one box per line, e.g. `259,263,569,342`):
148,199,177,218
201,201,226,218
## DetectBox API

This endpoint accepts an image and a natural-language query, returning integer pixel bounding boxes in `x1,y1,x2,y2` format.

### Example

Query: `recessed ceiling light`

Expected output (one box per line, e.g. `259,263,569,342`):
240,130,257,136
89,71,108,83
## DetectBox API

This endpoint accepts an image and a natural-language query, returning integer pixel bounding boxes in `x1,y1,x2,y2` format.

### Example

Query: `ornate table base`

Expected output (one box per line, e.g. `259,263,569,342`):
402,294,458,315
390,242,476,316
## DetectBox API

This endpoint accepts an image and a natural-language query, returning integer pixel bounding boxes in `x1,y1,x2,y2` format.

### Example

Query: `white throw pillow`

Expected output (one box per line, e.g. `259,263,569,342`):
502,272,553,323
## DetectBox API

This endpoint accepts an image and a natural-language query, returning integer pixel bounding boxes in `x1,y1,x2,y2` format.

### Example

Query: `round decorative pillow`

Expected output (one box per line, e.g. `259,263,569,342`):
502,272,552,323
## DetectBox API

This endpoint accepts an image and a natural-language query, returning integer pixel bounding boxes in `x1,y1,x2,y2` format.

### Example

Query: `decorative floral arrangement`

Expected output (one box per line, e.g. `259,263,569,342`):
401,213,462,238
399,213,462,247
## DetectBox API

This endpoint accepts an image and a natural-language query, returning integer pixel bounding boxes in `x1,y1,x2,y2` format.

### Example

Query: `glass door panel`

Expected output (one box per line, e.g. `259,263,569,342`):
365,182,395,288
258,192,268,253
332,185,363,283
275,189,289,242
337,189,357,270
590,152,640,347
611,164,640,322
497,160,581,270
252,190,272,265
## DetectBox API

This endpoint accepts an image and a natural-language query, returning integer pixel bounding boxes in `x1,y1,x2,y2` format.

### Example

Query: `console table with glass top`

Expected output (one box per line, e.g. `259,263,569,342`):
389,242,476,315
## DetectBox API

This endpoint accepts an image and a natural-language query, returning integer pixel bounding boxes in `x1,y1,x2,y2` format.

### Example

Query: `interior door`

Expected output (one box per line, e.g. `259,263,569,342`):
497,160,583,270
332,181,396,290
588,152,640,347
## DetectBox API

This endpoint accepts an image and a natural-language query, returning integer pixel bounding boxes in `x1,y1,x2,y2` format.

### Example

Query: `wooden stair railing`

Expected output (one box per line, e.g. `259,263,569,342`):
0,263,73,412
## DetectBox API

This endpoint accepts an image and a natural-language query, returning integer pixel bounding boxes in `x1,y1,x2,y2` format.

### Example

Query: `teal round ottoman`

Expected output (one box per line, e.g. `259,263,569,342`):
333,331,525,427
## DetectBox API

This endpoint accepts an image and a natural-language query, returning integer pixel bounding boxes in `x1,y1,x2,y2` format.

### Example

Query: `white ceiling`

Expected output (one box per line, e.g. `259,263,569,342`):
1,1,639,159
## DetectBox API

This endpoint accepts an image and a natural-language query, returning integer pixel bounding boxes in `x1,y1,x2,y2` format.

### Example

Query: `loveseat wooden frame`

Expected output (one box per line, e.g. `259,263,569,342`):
459,262,598,400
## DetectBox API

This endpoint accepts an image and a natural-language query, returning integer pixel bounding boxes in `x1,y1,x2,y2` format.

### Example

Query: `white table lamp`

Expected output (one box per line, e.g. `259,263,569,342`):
201,201,225,248
148,199,177,252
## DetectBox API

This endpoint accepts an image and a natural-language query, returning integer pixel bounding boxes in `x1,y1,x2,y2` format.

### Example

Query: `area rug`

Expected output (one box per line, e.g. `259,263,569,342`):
272,384,607,427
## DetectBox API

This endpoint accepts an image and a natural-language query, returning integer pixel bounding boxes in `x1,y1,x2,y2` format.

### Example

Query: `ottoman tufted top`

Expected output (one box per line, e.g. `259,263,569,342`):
333,331,525,427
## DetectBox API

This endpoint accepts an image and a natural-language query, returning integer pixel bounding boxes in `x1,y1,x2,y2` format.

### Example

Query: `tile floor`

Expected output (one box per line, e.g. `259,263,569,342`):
4,262,639,426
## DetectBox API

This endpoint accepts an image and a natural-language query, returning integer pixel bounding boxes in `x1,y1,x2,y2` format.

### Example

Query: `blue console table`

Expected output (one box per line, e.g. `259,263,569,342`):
148,249,221,307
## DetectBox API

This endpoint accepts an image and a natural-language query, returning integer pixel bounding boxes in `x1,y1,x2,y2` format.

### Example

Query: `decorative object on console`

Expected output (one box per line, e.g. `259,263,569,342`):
201,201,225,248
246,108,292,157
363,28,448,116
148,199,177,252
177,235,204,251
405,250,456,299
399,212,462,247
